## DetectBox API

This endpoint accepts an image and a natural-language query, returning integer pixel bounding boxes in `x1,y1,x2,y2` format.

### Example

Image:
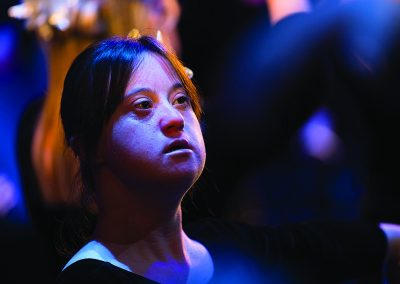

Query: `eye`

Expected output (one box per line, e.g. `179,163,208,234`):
134,97,153,110
173,93,191,108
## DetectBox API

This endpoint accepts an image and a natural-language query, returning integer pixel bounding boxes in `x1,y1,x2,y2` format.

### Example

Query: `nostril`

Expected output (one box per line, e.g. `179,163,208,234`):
167,120,184,131
161,117,185,135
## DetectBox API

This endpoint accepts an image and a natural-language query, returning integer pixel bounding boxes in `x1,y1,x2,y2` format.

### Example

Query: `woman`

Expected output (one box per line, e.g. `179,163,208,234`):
58,34,211,284
16,0,182,275
55,31,400,283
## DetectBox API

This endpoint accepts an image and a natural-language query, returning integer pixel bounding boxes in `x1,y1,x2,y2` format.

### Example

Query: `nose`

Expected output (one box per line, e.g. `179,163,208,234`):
159,105,185,137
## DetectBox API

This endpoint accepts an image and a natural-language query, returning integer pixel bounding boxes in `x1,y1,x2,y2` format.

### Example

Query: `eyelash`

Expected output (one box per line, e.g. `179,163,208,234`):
134,98,153,110
132,93,191,112
173,93,191,107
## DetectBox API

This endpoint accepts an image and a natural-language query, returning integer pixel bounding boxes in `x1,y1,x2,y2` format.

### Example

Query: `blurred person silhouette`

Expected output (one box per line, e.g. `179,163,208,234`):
14,0,183,277
177,0,354,226
54,30,400,284
202,0,400,230
0,0,48,222
0,2,60,282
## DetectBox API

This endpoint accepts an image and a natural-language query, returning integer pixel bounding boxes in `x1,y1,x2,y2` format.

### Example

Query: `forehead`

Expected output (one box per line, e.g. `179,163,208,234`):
126,52,181,93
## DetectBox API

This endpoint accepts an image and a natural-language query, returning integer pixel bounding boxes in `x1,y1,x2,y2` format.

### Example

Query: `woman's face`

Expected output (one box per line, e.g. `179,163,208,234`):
97,52,206,195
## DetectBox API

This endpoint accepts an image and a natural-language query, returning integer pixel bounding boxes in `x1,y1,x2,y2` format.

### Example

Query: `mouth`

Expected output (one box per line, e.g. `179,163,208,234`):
163,139,192,154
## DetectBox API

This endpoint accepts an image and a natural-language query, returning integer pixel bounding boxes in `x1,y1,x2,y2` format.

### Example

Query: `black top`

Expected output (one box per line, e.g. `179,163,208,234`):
57,218,387,284
58,259,157,284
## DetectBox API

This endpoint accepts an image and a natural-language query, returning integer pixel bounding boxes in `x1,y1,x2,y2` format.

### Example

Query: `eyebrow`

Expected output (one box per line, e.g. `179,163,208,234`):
125,82,185,98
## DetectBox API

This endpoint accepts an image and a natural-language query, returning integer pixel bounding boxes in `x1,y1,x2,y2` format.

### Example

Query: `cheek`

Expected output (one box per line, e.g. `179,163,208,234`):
197,129,206,160
194,127,206,180
105,119,148,162
110,121,134,153
189,117,207,163
104,121,164,186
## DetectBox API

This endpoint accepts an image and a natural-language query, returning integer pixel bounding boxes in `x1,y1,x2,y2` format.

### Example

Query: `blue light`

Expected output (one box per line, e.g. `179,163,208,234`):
0,24,17,73
300,108,340,161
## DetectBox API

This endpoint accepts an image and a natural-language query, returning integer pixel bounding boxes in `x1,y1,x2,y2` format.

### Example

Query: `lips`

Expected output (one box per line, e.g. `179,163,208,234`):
163,139,192,154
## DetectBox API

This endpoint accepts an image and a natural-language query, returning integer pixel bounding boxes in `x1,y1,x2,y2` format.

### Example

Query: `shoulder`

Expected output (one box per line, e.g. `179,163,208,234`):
62,240,131,272
57,259,157,283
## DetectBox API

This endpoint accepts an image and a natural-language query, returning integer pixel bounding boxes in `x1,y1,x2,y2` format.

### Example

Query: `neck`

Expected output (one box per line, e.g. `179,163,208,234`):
91,164,191,280
94,206,199,283
93,163,187,242
94,221,213,284
93,203,185,250
90,163,213,283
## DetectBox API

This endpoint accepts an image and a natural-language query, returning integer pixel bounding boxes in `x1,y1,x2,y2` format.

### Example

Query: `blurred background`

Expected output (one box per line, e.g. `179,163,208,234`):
2,0,400,282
